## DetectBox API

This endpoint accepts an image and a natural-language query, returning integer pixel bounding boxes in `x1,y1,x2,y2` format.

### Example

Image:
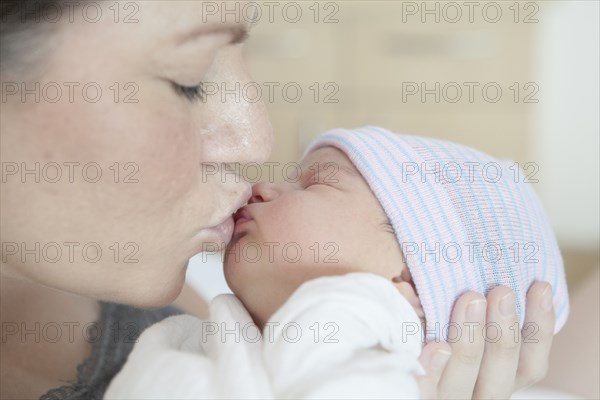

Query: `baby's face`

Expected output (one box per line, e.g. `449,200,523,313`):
224,146,408,327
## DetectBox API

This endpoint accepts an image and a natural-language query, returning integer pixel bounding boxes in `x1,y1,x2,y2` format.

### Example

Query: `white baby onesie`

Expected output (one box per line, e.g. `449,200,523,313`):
104,272,425,399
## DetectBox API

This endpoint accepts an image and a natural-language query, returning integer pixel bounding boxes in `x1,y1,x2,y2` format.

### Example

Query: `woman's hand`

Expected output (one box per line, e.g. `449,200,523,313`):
417,282,555,399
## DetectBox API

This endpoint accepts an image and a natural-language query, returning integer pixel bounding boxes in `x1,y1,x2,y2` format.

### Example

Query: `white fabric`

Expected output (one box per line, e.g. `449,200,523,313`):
186,252,232,302
104,273,424,399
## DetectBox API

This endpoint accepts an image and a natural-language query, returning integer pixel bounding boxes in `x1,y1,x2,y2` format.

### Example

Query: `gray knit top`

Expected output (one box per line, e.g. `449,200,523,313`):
39,301,182,400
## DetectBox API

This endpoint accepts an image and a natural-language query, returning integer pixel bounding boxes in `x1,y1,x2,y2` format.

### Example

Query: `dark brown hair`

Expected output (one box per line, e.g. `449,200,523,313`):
1,1,82,73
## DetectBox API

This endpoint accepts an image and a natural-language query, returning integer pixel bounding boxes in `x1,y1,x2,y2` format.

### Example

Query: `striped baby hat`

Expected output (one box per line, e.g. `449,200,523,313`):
305,126,569,342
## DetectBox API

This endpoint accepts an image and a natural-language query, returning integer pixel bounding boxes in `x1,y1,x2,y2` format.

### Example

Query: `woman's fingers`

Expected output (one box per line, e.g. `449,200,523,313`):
514,282,555,390
472,286,521,399
424,283,555,399
437,291,487,399
416,341,452,399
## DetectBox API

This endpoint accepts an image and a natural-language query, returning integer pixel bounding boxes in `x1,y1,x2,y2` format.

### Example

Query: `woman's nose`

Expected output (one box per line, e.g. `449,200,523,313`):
198,48,274,165
249,182,280,203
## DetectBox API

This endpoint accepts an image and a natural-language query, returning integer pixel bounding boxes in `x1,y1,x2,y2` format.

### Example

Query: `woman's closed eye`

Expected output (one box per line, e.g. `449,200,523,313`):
172,82,206,102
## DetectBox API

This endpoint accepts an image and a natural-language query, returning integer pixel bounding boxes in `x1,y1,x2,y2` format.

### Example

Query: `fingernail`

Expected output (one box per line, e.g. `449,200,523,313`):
541,284,553,313
500,291,516,318
466,298,486,321
432,349,452,370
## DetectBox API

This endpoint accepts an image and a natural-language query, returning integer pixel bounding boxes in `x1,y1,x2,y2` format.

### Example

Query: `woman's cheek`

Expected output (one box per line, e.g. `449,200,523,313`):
105,100,201,204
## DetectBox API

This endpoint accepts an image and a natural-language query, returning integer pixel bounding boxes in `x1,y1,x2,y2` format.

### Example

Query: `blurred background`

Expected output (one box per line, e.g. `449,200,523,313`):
188,1,599,398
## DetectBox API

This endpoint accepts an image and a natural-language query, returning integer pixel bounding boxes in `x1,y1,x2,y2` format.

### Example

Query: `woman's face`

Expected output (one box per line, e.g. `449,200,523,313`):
0,1,273,307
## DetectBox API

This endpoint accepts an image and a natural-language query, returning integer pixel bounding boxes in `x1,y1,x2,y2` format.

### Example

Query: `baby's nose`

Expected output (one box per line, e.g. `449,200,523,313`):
249,182,279,203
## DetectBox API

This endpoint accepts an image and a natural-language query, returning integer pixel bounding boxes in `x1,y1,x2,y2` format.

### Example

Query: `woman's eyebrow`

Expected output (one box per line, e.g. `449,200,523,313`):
177,24,250,46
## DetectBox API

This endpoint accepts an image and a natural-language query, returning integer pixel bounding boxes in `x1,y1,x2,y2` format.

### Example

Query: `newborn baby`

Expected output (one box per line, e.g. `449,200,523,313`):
225,126,569,341
106,126,569,399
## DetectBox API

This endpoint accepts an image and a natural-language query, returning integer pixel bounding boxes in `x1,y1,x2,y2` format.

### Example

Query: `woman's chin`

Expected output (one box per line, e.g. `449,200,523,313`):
130,283,185,309
111,267,187,309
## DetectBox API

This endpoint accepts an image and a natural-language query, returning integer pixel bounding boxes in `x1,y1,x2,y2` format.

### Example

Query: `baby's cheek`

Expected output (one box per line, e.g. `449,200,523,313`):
224,245,273,304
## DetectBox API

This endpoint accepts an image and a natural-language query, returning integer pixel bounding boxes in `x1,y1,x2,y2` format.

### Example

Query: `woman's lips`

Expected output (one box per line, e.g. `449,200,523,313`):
205,187,252,246
209,216,235,245
233,206,253,232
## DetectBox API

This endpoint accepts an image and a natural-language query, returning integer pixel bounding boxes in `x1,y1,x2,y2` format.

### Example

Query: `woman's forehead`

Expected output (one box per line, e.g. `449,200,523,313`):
133,1,252,44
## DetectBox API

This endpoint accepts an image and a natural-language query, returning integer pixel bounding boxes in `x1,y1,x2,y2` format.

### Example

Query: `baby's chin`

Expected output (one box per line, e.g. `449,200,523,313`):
222,234,244,270
222,245,248,295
